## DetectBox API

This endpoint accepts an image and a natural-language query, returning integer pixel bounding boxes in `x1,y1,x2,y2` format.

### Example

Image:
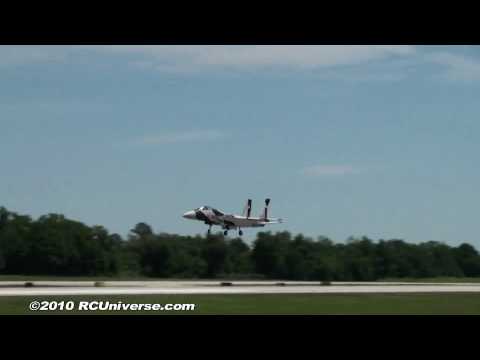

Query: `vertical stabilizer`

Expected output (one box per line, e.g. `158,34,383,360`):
242,199,252,218
260,198,270,220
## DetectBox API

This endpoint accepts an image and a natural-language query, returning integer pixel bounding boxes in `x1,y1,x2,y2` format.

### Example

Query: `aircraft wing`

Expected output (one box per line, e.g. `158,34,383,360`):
222,215,283,227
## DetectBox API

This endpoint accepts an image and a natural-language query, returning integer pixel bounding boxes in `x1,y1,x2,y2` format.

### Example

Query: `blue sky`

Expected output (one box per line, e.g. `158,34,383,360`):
1,45,480,246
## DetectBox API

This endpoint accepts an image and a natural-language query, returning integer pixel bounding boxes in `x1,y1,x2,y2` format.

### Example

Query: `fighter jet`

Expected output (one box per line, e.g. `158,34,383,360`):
183,198,283,236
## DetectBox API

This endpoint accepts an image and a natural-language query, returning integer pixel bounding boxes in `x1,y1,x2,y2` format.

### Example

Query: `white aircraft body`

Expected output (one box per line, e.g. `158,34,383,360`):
182,198,283,236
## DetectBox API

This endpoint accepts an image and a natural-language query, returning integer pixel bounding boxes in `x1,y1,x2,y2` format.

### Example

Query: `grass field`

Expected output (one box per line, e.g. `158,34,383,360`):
1,293,480,315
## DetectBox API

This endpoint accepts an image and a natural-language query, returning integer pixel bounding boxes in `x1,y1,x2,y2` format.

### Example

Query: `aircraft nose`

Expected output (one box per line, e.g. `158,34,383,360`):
183,210,196,219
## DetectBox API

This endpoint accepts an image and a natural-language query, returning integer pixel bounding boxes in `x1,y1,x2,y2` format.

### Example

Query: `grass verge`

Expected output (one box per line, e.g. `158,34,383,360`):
1,293,480,315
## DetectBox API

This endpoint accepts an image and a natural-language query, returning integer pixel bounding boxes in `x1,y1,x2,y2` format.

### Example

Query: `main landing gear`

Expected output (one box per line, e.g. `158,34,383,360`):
222,228,243,237
207,224,212,236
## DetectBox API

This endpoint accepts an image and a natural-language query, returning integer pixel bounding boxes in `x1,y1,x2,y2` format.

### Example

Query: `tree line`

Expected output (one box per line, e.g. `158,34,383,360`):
1,206,480,280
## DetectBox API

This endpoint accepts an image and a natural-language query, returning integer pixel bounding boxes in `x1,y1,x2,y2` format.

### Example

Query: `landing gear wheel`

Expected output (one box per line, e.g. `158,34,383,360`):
239,230,243,236
223,230,228,236
207,228,211,236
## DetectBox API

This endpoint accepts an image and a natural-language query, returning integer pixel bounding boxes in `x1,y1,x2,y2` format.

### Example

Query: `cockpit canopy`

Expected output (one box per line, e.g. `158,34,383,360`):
196,206,224,216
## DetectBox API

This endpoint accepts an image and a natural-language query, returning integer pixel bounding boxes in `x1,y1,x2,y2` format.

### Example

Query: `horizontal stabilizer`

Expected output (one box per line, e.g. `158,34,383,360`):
263,218,283,224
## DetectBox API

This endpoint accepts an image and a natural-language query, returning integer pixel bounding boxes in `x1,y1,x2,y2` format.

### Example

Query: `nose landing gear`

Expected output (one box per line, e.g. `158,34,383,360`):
223,230,228,236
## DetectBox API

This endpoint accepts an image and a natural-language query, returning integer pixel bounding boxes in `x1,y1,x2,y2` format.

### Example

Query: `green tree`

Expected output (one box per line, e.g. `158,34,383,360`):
130,222,153,238
252,231,291,278
202,234,228,277
454,243,480,277
0,211,32,274
225,238,253,275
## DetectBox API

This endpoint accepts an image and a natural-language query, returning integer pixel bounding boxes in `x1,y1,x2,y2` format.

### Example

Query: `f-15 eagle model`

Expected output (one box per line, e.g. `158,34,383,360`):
183,199,283,236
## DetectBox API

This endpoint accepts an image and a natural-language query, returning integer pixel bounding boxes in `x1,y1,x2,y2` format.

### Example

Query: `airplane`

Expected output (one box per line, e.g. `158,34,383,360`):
182,198,283,236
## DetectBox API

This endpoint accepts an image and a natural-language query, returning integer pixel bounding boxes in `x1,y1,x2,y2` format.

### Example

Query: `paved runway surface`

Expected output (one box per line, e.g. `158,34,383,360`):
1,281,480,296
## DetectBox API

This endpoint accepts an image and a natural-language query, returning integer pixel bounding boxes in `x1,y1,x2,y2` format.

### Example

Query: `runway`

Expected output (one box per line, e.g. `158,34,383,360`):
1,281,480,296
